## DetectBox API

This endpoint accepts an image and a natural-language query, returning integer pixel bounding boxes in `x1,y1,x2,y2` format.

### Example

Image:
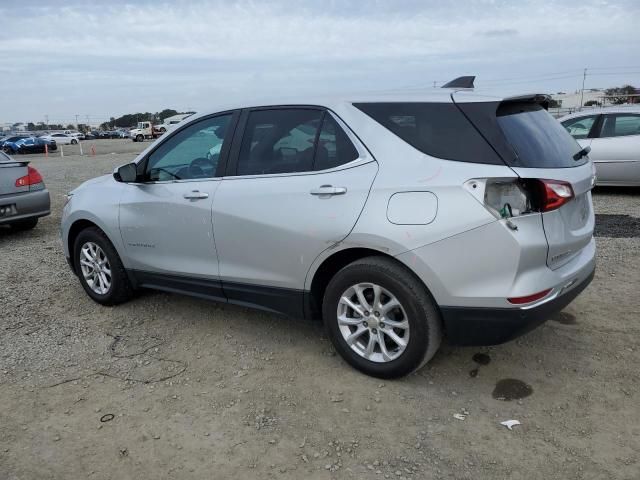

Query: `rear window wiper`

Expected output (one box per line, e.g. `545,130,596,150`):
573,145,591,161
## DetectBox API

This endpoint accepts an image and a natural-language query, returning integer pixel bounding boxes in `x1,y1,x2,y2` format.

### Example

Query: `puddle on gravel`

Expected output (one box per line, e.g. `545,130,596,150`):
551,311,577,325
492,379,533,401
469,353,491,377
594,214,640,238
472,353,491,365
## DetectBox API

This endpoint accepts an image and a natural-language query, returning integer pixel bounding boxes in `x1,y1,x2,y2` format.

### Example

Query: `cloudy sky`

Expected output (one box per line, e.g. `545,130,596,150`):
1,0,638,125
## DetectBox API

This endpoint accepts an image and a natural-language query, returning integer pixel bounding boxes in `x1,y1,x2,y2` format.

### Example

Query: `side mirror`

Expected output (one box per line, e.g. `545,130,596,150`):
114,163,138,183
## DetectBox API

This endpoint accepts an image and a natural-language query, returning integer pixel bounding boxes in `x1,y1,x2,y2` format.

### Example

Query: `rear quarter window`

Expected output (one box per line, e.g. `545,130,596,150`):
353,102,503,165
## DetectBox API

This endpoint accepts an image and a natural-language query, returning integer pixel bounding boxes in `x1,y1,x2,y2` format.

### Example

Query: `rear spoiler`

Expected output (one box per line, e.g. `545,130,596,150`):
502,94,551,110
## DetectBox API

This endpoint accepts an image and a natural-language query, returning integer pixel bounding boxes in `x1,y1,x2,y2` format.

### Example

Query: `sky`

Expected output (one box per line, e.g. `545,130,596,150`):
0,0,639,125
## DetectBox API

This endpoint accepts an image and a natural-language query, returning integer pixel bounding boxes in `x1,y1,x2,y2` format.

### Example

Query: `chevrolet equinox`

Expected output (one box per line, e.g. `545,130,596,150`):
61,85,596,378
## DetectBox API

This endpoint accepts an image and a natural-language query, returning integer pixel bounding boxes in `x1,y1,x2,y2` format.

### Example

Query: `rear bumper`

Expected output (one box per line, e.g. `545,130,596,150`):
441,266,595,346
0,188,50,225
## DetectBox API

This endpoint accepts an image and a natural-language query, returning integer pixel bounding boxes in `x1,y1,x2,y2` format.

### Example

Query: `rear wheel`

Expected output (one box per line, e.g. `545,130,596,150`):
71,139,78,145
10,218,38,230
323,256,442,378
74,227,133,305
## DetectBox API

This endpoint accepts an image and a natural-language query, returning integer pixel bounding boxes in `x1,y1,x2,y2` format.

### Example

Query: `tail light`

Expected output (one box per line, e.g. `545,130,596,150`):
15,166,45,191
481,178,574,219
530,179,574,212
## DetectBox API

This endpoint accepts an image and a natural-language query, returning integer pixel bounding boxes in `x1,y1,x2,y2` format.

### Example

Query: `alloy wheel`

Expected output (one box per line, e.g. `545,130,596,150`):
337,283,410,363
79,241,112,295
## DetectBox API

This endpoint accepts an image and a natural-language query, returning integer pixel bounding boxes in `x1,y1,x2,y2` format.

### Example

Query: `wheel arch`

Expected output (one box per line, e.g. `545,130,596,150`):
306,247,437,321
67,219,121,275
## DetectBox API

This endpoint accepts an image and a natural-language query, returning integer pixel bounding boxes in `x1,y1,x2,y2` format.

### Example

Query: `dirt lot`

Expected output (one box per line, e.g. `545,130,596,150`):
1,140,639,480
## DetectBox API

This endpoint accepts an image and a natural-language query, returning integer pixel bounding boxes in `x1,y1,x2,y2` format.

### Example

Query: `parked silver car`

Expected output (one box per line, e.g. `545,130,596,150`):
559,107,640,186
0,151,50,230
61,88,596,378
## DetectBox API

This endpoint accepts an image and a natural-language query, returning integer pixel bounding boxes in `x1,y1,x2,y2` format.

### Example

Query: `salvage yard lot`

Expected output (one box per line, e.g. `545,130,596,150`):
1,140,639,479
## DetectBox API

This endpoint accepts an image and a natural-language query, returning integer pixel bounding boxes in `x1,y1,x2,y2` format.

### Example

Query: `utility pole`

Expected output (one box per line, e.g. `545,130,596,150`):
579,68,587,109
433,81,437,88
44,114,49,128
75,114,79,127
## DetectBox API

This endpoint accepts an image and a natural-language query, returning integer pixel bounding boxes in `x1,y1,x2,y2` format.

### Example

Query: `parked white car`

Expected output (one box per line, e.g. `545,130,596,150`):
40,133,79,145
559,107,640,186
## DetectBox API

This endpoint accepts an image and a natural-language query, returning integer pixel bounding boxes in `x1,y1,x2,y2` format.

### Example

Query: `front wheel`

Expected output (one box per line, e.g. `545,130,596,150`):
74,227,133,305
136,134,144,142
323,256,442,378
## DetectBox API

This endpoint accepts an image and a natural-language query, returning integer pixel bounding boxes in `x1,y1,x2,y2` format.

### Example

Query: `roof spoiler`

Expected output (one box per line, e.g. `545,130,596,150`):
441,76,475,89
502,93,552,110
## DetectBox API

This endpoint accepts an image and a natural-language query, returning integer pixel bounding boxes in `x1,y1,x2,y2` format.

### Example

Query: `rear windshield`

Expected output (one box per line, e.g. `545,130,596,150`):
497,103,587,168
353,102,503,165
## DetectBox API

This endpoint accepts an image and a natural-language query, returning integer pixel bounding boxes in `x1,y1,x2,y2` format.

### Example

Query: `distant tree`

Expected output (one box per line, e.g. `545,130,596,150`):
66,124,75,130
604,85,636,105
548,98,561,108
158,109,179,122
583,100,601,107
27,122,36,131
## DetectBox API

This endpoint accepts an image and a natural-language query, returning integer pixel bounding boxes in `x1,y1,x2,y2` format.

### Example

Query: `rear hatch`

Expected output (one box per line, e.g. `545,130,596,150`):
454,93,595,270
0,154,29,196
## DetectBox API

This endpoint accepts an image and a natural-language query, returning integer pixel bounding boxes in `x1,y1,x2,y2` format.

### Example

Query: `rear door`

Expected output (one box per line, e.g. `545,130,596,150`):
587,113,640,185
455,95,595,270
213,107,377,315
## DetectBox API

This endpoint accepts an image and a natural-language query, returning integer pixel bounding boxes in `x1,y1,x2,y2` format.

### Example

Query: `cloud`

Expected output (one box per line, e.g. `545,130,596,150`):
0,0,638,122
480,29,518,37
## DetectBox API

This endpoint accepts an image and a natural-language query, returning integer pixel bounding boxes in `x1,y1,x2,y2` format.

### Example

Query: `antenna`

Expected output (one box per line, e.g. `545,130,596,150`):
441,76,476,89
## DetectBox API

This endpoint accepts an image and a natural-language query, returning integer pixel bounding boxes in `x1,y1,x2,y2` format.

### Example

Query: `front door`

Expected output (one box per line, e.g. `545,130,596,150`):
119,113,236,287
213,107,378,316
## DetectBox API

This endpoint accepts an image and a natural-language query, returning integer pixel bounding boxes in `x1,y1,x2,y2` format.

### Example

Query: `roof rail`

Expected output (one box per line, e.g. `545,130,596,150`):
441,76,475,89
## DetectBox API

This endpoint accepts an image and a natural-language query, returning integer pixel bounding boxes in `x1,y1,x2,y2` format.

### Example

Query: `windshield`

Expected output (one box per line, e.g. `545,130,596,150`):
497,103,586,168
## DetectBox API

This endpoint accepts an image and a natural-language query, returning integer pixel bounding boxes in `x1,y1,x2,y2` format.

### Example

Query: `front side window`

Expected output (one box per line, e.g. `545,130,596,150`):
237,109,323,175
600,114,640,137
145,114,232,181
314,115,359,170
561,115,599,139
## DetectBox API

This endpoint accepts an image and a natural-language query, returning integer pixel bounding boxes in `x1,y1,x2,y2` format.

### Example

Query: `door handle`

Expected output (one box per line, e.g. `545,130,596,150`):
310,185,347,196
183,190,209,200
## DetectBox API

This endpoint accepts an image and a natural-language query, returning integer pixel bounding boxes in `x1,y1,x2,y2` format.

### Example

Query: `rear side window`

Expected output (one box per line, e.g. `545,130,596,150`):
497,103,586,168
237,109,322,175
561,115,599,139
600,114,640,137
353,102,503,164
314,114,359,170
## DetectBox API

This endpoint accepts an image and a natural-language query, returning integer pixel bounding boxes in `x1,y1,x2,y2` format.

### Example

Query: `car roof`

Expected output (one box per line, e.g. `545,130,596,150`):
188,88,509,120
559,106,640,121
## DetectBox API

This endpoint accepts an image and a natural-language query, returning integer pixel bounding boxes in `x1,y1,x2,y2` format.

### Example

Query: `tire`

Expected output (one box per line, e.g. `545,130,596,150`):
10,218,38,230
73,227,134,306
136,134,144,142
71,139,78,145
322,256,442,379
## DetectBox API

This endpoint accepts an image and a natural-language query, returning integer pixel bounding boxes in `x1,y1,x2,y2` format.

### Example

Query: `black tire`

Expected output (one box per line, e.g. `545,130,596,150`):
323,256,442,379
71,139,78,145
136,134,144,142
73,227,134,305
10,218,38,230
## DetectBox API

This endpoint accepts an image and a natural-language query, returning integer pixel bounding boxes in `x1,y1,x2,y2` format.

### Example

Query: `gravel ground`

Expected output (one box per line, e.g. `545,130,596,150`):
1,140,639,480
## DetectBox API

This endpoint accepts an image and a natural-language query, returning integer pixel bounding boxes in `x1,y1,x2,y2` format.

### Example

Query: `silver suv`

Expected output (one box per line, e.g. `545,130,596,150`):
61,87,596,378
